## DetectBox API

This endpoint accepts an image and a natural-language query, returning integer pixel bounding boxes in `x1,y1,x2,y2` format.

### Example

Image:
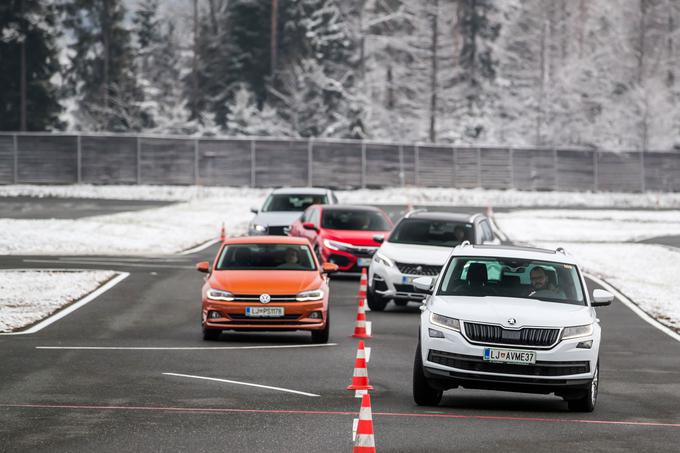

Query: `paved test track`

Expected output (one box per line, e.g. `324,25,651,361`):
0,202,679,452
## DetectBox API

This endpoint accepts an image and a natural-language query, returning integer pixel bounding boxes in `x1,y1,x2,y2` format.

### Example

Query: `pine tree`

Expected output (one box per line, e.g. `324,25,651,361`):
63,0,141,131
0,0,62,131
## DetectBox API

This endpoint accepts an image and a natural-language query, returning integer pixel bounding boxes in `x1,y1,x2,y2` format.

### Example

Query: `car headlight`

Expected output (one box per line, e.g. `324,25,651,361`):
323,239,354,252
250,224,267,233
561,323,594,340
430,312,460,332
296,289,324,301
373,252,394,268
207,288,235,301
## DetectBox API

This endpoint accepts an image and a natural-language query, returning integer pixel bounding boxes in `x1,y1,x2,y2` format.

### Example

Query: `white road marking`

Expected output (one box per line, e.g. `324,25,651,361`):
163,372,320,397
1,272,129,336
36,343,338,351
179,238,221,255
585,273,680,343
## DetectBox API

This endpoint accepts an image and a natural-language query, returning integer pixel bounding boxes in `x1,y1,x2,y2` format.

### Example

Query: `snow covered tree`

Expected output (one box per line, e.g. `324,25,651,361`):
62,0,142,131
0,0,62,131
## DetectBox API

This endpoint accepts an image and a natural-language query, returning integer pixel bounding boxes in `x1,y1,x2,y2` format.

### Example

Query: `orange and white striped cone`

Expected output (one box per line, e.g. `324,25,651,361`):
357,268,368,300
347,340,373,391
219,223,227,242
352,393,376,453
352,298,371,339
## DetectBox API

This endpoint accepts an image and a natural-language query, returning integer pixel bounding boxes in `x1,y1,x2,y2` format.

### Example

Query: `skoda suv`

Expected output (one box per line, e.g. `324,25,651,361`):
413,244,613,412
367,211,498,311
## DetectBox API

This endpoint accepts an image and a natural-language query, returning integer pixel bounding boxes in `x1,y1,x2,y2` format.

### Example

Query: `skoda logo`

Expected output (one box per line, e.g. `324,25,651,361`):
259,294,271,304
507,318,517,325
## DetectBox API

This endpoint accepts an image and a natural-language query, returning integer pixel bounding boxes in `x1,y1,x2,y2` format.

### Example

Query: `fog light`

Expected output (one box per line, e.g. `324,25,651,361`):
208,310,221,319
428,328,445,338
309,311,323,319
576,340,593,349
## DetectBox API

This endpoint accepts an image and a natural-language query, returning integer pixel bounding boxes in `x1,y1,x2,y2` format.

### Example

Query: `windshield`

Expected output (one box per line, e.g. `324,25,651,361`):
389,219,474,246
261,194,328,212
321,209,391,231
216,244,316,271
438,256,585,305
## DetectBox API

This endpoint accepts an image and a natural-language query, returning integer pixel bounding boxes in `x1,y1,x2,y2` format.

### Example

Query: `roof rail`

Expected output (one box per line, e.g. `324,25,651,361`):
556,247,568,255
405,208,427,218
460,240,471,247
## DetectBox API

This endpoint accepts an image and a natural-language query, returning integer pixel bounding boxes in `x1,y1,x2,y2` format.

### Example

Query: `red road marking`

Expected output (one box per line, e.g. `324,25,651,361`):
1,403,679,428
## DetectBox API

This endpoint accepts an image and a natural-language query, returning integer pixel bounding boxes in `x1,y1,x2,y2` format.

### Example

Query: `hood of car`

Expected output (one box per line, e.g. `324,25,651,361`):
378,241,451,265
322,229,388,246
251,211,302,228
209,270,322,295
429,295,594,329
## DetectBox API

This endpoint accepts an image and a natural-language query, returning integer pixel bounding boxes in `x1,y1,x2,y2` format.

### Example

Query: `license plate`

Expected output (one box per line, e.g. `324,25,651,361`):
245,306,284,317
357,258,371,267
483,347,536,365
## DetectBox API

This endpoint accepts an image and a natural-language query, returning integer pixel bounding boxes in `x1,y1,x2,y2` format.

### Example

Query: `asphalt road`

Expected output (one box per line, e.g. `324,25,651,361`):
1,203,680,452
0,197,174,219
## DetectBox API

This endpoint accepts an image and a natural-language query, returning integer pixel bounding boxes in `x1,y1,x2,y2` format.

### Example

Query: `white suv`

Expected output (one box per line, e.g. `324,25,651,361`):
367,211,498,311
412,244,613,412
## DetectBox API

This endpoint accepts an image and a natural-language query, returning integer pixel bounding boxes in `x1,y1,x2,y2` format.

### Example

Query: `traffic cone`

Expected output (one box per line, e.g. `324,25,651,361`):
347,340,373,391
357,268,368,300
352,393,376,453
352,298,371,339
219,223,227,241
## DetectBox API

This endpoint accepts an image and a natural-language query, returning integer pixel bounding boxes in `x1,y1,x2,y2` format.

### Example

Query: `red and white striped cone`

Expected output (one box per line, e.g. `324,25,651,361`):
353,393,376,453
219,223,227,242
357,268,368,300
352,298,372,339
347,340,373,391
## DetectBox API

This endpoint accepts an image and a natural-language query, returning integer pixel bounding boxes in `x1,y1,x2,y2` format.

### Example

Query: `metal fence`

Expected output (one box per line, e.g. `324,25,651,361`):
1,133,679,192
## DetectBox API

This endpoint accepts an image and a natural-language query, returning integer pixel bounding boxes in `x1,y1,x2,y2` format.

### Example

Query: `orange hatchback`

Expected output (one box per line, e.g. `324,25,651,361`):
196,236,337,343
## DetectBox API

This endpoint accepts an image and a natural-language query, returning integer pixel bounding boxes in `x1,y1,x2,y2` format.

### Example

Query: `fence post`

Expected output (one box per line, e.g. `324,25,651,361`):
194,138,200,185
307,138,313,187
12,134,18,184
136,136,142,185
640,151,646,193
414,144,420,186
250,140,256,187
593,150,598,192
477,147,482,188
76,135,82,184
360,140,366,189
398,144,405,187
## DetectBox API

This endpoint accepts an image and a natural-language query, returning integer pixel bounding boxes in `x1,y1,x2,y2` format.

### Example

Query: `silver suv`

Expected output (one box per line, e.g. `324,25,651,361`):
367,211,499,311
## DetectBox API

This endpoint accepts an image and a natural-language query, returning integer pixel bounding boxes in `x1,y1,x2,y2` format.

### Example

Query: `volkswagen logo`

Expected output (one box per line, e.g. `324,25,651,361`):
507,318,517,325
259,294,271,304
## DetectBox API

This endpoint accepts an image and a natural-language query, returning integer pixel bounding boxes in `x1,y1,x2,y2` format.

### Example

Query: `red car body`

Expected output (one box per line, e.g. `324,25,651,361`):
288,204,393,272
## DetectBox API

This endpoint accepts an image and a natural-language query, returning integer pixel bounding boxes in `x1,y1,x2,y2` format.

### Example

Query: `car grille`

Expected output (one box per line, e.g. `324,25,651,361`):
428,350,590,376
394,284,416,293
232,294,298,302
395,262,442,276
463,322,560,348
266,226,288,236
228,314,300,321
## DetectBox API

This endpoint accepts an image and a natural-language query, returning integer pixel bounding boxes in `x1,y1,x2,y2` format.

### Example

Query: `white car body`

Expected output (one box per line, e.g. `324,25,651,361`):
415,244,612,411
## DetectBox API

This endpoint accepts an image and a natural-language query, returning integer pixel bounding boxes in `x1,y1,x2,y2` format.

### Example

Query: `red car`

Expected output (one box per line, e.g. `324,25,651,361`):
289,205,393,272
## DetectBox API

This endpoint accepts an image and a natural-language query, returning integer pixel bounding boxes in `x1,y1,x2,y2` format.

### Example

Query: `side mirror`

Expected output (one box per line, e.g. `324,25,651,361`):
413,276,434,294
250,206,259,214
322,262,339,274
592,289,613,306
196,261,211,273
302,222,318,232
373,234,385,244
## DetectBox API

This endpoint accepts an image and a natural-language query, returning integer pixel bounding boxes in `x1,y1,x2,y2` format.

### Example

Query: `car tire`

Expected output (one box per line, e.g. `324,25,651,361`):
311,313,330,344
413,340,443,406
367,287,388,311
203,328,221,341
568,362,598,412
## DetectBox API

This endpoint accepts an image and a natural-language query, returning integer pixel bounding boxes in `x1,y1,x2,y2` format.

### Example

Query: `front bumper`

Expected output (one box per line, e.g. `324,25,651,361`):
320,246,374,273
369,260,430,301
202,300,326,331
248,225,289,236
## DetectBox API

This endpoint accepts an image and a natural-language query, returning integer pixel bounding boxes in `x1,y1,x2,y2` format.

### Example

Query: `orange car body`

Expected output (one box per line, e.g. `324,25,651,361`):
199,236,333,338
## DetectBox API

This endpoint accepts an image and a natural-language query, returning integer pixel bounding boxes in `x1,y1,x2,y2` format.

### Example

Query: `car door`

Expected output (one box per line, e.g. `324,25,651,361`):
297,206,320,244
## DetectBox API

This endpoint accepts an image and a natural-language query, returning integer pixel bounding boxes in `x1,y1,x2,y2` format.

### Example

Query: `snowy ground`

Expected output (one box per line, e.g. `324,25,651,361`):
0,270,116,332
495,210,680,333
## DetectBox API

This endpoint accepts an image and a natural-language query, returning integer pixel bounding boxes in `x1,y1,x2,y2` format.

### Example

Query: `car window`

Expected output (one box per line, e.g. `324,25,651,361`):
217,244,316,270
438,256,585,305
389,219,474,246
481,220,494,242
321,209,391,231
262,194,328,212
